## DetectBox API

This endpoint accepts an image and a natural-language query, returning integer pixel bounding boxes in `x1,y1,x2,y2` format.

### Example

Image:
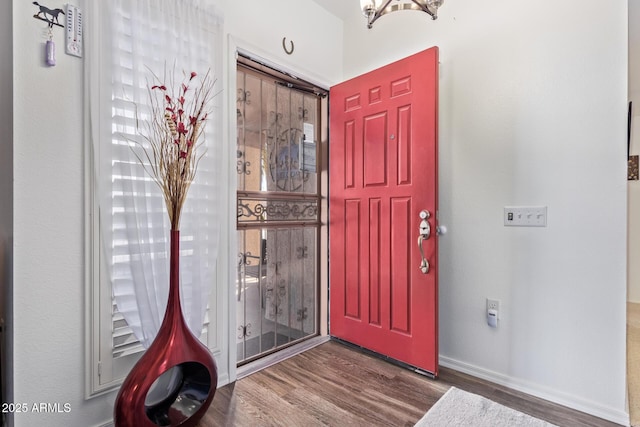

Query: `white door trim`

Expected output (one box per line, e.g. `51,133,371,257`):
225,35,331,384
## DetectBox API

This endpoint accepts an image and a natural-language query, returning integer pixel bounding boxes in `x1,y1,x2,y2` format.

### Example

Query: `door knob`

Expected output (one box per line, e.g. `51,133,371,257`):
419,210,430,239
418,210,431,274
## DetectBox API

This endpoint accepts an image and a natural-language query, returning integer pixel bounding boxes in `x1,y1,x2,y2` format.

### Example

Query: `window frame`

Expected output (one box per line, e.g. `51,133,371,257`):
84,1,222,397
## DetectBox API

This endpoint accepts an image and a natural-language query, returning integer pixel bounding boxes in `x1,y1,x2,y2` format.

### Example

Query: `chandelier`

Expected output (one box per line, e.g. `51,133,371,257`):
360,0,444,29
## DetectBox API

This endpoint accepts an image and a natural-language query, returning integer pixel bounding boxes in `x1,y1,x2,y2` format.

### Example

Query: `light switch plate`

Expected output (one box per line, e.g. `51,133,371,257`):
504,206,547,227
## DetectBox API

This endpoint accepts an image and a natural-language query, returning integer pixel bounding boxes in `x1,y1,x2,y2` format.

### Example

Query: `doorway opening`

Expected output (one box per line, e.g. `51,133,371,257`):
235,55,328,365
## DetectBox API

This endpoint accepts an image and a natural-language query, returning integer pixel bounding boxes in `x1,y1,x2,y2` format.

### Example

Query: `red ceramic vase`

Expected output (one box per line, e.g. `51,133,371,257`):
114,230,217,427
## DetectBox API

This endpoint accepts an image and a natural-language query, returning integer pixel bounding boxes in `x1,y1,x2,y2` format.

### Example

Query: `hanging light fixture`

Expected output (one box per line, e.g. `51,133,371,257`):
360,0,444,29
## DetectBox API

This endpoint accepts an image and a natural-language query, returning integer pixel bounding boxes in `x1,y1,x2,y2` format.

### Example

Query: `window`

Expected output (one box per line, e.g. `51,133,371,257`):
86,1,222,395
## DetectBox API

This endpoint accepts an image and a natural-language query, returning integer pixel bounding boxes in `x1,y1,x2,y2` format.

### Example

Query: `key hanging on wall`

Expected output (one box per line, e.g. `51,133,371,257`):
32,2,65,67
45,27,56,66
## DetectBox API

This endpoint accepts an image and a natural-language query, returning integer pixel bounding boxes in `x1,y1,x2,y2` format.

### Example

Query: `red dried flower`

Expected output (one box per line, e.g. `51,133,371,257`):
137,68,215,230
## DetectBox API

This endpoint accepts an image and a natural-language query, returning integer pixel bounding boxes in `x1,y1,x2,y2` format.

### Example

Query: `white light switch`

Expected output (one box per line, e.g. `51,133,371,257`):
504,206,547,227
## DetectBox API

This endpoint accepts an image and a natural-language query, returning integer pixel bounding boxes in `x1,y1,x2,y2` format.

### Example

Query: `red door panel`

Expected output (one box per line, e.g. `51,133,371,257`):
329,47,439,374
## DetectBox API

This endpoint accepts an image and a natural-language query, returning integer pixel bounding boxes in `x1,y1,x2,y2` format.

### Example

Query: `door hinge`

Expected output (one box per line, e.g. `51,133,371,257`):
97,361,102,377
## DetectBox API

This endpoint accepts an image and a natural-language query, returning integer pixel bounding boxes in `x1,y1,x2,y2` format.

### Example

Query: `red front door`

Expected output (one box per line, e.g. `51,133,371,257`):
329,47,439,375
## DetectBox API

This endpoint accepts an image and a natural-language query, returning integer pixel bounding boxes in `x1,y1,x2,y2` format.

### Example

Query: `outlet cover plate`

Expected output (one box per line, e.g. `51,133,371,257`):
486,298,500,313
504,206,547,227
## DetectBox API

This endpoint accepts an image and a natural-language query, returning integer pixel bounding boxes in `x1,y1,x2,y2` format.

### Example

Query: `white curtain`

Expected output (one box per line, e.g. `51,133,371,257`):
91,0,223,349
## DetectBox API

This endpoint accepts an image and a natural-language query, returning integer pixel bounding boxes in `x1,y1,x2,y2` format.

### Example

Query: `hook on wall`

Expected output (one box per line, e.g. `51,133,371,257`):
282,37,294,55
32,2,64,66
32,2,65,28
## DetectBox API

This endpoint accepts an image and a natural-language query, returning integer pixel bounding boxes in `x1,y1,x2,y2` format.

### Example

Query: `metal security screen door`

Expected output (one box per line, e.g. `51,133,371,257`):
236,57,325,364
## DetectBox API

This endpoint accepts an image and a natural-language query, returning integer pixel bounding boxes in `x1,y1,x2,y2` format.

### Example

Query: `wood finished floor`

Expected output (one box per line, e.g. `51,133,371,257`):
199,341,621,427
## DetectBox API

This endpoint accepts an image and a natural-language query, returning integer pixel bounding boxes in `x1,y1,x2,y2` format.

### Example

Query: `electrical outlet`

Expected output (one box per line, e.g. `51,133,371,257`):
486,298,499,328
486,298,500,316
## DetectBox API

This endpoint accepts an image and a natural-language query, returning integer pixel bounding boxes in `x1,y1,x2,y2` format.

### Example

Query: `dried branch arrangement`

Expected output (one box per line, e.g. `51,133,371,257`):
133,68,216,230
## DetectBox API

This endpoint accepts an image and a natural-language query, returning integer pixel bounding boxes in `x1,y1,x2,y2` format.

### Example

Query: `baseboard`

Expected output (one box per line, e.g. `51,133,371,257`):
217,372,231,388
439,356,630,427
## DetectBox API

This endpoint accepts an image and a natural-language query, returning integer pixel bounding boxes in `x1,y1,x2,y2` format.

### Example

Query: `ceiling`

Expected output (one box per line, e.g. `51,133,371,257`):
310,0,354,21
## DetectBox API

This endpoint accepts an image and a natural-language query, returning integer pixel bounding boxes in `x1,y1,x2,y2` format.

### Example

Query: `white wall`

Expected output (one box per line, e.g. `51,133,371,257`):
219,0,343,86
11,0,108,425
8,0,342,426
340,0,628,423
628,0,640,303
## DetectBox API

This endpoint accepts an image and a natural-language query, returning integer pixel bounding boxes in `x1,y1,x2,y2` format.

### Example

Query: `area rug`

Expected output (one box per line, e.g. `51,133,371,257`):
415,387,557,427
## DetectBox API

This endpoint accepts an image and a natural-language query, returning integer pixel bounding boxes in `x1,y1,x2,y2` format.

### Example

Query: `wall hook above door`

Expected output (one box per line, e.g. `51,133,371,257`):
282,37,294,55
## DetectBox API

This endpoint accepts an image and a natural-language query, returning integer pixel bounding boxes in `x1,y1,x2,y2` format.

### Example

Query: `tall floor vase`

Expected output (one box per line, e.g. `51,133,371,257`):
114,230,218,427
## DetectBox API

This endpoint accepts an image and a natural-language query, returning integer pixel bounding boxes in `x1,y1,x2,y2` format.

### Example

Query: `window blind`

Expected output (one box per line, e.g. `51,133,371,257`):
88,0,222,392
107,0,218,357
